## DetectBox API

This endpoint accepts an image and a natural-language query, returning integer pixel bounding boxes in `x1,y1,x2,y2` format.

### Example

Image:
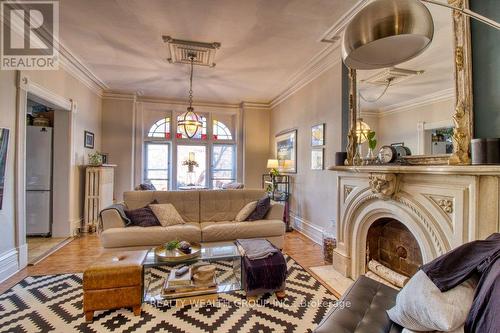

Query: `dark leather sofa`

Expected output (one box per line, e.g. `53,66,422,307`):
314,276,403,333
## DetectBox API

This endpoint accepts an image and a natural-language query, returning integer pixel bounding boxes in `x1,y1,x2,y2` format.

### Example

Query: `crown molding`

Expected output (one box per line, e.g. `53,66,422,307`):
138,96,239,109
270,44,342,109
58,44,108,97
361,88,455,118
102,91,136,101
240,101,271,110
269,0,369,109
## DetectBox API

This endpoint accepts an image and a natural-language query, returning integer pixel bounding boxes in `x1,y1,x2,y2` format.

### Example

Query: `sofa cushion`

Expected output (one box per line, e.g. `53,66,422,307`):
235,201,258,222
387,270,476,331
246,196,271,221
199,189,265,222
125,206,161,227
150,203,185,227
100,223,201,248
201,220,285,242
124,191,200,223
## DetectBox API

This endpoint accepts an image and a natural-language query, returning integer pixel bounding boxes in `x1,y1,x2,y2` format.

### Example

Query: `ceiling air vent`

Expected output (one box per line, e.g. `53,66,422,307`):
162,36,221,67
362,67,424,86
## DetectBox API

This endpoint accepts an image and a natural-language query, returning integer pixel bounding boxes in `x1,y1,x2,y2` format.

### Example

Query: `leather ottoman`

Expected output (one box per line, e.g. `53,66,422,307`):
314,276,403,333
83,250,147,321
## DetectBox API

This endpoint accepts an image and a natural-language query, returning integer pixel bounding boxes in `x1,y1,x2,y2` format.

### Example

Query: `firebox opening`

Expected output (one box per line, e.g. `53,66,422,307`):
366,218,423,278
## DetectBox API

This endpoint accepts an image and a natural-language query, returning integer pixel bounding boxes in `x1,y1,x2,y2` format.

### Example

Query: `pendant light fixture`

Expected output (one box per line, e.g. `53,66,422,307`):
178,53,203,139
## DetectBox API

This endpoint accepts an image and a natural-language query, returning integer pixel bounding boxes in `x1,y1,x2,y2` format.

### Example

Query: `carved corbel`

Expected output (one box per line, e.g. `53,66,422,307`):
369,173,399,200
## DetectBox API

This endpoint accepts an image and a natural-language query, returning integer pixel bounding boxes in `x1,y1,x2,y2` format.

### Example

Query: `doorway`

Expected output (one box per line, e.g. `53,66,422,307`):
25,99,73,265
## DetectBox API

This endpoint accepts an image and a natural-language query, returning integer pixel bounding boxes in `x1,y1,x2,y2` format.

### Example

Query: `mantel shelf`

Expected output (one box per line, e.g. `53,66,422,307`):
328,164,500,176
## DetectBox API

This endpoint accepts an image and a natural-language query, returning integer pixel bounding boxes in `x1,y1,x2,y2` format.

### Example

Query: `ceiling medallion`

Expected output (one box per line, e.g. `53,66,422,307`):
178,53,203,139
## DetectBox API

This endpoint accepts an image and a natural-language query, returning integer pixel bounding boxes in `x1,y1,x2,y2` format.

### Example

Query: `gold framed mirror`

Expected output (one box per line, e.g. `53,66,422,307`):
345,0,473,166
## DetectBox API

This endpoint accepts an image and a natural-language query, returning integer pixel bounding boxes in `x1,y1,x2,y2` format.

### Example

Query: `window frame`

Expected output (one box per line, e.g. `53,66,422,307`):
143,141,171,191
143,109,239,190
211,143,237,188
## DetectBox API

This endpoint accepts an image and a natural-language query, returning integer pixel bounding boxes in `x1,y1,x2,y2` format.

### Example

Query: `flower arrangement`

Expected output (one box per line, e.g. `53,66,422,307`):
182,160,199,168
88,151,103,166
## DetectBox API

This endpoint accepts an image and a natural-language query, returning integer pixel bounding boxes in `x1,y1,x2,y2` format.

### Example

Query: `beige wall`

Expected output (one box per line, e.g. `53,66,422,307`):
243,106,271,188
361,98,454,155
102,99,269,198
101,98,135,201
270,58,343,242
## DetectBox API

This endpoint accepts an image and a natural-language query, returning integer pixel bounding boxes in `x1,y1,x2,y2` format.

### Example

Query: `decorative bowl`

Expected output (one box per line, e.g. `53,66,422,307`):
154,243,201,263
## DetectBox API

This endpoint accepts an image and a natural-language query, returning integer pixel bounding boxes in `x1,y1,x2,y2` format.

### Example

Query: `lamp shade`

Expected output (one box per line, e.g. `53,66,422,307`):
178,107,203,138
267,159,279,169
342,0,434,70
355,119,371,144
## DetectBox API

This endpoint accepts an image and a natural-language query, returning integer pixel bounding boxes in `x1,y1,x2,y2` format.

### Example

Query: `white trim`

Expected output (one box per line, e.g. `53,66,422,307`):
26,81,72,111
290,212,323,245
15,74,74,271
270,45,342,109
269,0,369,109
370,88,455,118
59,44,108,97
0,249,19,283
102,91,136,101
240,102,271,110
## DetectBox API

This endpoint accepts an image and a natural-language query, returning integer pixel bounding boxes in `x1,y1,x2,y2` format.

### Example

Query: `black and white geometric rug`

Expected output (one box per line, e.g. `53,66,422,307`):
0,255,337,333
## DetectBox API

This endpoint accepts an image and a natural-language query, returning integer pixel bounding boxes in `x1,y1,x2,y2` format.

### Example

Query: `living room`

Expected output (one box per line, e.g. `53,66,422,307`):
0,0,499,332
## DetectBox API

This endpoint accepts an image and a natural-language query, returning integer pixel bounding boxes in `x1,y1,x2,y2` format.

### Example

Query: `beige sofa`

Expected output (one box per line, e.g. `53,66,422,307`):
100,189,285,249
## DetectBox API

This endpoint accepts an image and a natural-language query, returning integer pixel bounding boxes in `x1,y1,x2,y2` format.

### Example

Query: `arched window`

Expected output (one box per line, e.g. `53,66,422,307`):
148,118,171,139
213,120,233,140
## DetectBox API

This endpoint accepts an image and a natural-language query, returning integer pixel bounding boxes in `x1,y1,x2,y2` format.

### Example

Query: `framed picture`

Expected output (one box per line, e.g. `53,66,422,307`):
0,128,10,210
311,123,325,146
101,153,109,164
275,129,297,173
84,131,94,149
311,148,324,170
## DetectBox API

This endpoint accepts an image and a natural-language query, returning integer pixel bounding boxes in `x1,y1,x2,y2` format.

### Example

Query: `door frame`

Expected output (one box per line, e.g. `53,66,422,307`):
15,72,76,269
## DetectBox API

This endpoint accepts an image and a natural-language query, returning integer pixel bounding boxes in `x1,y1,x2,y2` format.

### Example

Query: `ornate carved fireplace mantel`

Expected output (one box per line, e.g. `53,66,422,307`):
328,165,500,280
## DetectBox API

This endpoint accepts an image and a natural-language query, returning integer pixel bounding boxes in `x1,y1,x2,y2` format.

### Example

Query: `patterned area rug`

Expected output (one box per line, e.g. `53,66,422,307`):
0,255,336,333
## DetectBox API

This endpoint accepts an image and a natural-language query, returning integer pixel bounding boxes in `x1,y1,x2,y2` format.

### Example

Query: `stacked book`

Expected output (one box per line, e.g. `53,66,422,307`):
162,266,217,299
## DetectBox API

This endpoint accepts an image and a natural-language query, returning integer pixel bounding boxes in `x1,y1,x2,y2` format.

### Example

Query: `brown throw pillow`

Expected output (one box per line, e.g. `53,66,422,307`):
246,196,271,221
124,200,160,227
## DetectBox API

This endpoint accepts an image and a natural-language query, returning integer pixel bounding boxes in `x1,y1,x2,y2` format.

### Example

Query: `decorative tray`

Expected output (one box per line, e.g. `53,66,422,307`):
154,243,201,263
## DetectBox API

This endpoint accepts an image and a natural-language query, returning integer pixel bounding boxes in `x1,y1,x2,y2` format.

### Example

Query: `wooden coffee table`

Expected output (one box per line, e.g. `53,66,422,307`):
142,241,243,306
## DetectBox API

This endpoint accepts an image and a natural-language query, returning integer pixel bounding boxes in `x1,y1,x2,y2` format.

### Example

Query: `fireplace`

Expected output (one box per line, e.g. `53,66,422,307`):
329,167,500,281
366,218,423,278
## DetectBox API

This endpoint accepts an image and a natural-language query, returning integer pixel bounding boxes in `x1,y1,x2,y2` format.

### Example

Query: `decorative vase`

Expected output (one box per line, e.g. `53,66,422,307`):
188,164,194,173
354,144,363,166
187,171,195,186
364,147,376,165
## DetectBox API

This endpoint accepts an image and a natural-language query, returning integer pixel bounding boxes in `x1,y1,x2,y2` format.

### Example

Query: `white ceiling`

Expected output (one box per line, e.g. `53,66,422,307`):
358,3,455,111
59,0,358,104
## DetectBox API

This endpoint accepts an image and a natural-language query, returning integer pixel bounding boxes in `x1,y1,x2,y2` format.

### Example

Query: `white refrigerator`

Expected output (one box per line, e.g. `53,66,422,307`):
26,126,53,236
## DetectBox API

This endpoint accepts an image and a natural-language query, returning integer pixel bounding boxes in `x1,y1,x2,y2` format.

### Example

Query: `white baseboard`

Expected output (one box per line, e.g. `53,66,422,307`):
0,249,19,283
290,212,323,245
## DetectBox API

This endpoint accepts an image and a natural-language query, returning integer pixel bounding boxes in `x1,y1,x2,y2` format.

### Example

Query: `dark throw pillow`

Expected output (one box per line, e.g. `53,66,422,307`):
137,183,156,191
246,196,271,221
125,206,161,227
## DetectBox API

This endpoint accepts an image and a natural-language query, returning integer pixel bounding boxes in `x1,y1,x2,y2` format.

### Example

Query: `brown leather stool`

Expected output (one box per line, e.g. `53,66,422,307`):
83,250,147,322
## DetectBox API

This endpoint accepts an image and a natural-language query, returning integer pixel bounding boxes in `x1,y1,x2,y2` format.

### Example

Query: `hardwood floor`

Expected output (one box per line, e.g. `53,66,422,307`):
0,230,334,295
